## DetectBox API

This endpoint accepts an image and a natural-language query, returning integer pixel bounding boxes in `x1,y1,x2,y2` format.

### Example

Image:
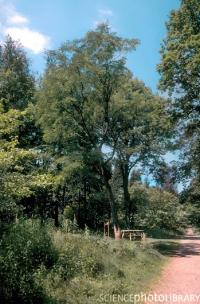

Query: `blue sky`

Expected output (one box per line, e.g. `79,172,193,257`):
0,0,180,92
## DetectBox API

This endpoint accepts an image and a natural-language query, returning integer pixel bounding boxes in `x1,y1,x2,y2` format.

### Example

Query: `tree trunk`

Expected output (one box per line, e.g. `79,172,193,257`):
52,192,59,227
123,166,131,228
102,165,121,239
121,161,136,228
54,201,59,227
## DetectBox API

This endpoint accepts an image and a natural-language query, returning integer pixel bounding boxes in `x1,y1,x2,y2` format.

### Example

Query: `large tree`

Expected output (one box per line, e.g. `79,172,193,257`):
37,24,138,238
158,0,200,176
110,78,170,227
37,24,171,235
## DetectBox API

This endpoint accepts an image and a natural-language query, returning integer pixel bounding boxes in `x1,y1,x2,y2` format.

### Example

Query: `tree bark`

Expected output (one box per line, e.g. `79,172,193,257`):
102,165,121,239
120,160,136,228
52,192,59,227
123,164,132,227
54,201,59,227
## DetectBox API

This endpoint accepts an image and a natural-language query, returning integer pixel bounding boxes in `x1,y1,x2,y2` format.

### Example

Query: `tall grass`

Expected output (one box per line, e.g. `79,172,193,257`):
36,228,165,304
0,220,167,303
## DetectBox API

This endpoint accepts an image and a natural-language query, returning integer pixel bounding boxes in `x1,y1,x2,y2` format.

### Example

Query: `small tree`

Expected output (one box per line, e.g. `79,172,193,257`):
0,37,50,224
0,36,34,110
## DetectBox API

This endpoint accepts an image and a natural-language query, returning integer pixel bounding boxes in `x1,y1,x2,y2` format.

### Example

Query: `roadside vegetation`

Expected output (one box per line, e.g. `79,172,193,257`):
0,219,167,304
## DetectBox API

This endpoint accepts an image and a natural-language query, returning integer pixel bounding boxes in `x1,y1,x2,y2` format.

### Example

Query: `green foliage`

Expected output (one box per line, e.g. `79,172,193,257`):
130,183,186,231
37,229,164,304
37,23,138,152
36,23,171,230
0,36,55,223
0,27,190,304
54,243,104,280
158,0,200,176
63,205,74,220
0,36,34,110
0,220,58,303
182,177,200,226
36,23,141,230
153,161,178,193
158,0,200,101
186,204,200,227
109,78,171,226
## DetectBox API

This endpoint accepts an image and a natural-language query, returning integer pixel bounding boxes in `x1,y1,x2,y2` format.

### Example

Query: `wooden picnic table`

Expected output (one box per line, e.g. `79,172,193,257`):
121,229,145,241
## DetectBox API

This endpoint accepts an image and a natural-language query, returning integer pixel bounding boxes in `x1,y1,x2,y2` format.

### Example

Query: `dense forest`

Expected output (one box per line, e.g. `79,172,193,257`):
0,0,199,303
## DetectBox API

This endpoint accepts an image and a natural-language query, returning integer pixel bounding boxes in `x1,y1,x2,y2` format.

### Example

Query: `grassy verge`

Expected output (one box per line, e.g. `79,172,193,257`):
1,220,183,303
145,228,185,240
35,228,167,304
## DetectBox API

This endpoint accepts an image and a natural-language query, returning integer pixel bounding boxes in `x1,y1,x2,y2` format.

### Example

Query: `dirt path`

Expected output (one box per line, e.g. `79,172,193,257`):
147,229,200,304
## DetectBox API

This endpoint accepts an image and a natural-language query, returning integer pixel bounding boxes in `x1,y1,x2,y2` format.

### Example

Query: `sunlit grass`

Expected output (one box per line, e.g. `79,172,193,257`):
36,228,167,304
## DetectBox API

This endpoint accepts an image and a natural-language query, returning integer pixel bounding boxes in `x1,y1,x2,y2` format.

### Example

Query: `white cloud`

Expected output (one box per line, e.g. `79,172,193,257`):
0,0,50,54
4,26,50,54
7,14,29,25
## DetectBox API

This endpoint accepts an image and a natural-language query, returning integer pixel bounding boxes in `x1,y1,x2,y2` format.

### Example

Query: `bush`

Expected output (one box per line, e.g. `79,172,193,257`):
130,184,187,231
0,201,19,235
63,206,74,221
186,204,200,226
49,235,104,282
51,249,79,281
0,219,58,303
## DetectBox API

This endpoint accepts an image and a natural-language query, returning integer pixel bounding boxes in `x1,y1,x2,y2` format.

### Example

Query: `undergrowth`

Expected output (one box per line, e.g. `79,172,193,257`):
0,220,167,304
36,228,165,304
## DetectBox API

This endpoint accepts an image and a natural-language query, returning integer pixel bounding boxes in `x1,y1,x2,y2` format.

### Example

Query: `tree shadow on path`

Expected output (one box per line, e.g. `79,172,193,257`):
153,239,200,258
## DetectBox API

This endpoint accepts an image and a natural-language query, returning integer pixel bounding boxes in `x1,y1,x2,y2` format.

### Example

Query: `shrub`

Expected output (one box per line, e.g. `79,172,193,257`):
63,206,74,221
130,184,187,231
51,249,79,281
50,238,104,281
0,219,58,303
0,201,19,235
186,204,200,226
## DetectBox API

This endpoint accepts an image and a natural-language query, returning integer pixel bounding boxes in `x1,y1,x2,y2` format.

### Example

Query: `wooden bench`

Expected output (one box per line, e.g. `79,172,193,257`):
121,229,145,241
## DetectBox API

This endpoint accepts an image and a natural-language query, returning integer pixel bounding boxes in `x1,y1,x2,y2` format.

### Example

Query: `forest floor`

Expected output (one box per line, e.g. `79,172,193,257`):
148,228,200,304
